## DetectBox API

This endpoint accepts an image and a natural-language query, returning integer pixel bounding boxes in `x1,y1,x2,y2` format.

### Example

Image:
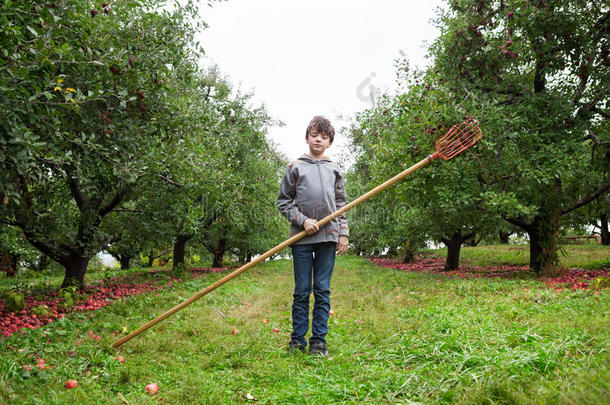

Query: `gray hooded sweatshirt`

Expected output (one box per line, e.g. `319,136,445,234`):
277,154,349,245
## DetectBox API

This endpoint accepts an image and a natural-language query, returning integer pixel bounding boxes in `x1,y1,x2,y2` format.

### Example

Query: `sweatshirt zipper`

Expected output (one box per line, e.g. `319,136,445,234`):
315,161,324,201
315,161,326,237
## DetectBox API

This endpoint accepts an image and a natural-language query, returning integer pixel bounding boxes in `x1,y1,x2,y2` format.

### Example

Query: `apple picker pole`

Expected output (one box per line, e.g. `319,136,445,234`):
112,119,482,348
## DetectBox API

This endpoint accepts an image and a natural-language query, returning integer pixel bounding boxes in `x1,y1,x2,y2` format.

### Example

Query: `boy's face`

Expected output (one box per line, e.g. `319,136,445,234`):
306,130,332,156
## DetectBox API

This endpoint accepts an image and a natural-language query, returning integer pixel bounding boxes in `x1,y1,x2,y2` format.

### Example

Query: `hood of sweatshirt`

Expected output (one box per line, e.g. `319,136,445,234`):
297,153,332,164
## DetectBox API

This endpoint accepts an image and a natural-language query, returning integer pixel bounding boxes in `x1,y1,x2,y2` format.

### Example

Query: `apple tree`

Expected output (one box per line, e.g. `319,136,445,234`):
348,85,499,269
0,0,208,287
430,0,610,273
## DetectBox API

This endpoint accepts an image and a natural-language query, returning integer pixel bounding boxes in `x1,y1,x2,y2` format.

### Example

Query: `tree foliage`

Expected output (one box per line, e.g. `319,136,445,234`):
430,0,609,272
0,0,207,286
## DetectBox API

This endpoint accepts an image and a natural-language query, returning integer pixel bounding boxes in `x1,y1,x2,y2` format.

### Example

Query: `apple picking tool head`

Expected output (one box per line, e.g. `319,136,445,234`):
432,118,482,160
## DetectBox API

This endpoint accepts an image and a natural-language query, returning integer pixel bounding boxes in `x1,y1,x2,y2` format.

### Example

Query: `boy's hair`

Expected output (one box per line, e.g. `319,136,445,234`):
306,116,335,143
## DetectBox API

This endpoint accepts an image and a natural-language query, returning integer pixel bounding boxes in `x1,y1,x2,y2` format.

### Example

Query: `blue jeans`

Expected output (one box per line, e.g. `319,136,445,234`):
290,242,336,346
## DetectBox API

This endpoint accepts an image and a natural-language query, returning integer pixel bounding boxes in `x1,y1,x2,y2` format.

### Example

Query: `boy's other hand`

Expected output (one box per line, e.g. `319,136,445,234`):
303,218,319,235
336,236,349,255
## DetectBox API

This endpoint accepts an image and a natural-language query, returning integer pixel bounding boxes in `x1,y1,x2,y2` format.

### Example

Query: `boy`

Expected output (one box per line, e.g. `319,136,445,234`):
277,115,349,356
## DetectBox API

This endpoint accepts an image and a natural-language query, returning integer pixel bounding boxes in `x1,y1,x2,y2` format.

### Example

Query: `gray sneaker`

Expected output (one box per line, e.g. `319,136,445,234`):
308,341,327,356
287,339,306,353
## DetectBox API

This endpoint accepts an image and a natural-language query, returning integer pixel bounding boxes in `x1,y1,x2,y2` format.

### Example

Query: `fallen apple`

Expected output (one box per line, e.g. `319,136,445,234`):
145,383,159,395
114,355,125,363
329,309,335,315
262,319,269,324
272,328,280,333
231,329,239,335
65,379,78,389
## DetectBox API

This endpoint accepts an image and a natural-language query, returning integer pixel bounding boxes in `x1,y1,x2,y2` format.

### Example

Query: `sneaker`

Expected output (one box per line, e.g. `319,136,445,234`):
308,341,328,356
287,339,306,353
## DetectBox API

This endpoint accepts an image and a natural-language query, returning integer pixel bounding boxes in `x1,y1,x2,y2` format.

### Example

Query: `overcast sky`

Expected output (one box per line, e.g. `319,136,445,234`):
197,0,446,163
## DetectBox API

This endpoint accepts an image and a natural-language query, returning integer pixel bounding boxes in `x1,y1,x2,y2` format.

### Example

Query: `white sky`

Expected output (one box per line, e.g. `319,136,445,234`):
197,0,446,163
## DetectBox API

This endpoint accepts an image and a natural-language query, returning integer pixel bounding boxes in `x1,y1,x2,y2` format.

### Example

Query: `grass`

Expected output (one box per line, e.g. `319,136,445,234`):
1,249,609,404
427,243,610,270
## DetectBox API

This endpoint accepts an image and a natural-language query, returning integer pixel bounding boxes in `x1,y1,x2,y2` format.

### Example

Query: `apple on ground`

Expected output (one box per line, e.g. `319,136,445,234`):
145,383,159,395
65,379,78,389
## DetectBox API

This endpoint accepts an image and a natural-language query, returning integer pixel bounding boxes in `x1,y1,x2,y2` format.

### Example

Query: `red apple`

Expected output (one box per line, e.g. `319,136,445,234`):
328,309,335,315
272,328,280,333
262,319,269,324
231,329,239,335
145,383,159,395
114,355,125,363
65,379,78,389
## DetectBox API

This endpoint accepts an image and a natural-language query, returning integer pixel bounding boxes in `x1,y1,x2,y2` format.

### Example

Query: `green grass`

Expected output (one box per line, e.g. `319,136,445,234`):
428,243,610,269
1,254,609,404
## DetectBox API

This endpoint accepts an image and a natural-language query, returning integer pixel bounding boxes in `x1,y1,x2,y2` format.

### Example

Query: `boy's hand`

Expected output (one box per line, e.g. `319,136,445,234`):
303,218,319,235
336,236,349,255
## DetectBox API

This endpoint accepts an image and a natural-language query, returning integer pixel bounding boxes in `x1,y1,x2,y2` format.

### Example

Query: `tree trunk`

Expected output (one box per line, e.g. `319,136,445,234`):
601,213,609,246
212,238,227,268
443,235,462,271
173,234,192,271
527,211,560,275
60,254,90,289
118,255,132,270
9,254,18,276
441,232,474,271
147,252,154,267
499,230,511,244
246,251,252,262
403,247,415,263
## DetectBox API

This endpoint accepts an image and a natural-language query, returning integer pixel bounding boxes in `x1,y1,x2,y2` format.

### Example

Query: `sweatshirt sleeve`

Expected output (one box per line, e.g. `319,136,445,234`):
277,164,307,228
335,171,349,238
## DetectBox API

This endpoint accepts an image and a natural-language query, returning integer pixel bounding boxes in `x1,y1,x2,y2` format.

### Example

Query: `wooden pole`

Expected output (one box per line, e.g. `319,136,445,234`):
112,154,437,348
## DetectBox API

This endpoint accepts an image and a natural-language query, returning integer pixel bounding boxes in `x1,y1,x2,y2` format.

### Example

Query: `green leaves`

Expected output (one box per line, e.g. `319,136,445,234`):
0,0,214,284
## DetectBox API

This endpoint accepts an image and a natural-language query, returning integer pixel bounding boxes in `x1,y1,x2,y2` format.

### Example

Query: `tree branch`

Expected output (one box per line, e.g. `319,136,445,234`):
21,229,67,263
67,174,88,212
158,174,184,188
561,181,610,215
99,190,127,217
502,214,530,230
591,106,610,120
0,218,21,226
462,232,476,243
96,234,119,254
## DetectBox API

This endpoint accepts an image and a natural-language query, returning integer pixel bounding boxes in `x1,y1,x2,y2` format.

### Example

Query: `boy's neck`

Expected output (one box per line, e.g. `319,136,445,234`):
307,152,325,161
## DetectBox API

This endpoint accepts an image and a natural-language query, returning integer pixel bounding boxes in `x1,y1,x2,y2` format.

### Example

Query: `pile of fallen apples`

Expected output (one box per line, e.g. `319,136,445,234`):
0,267,228,338
369,256,609,291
